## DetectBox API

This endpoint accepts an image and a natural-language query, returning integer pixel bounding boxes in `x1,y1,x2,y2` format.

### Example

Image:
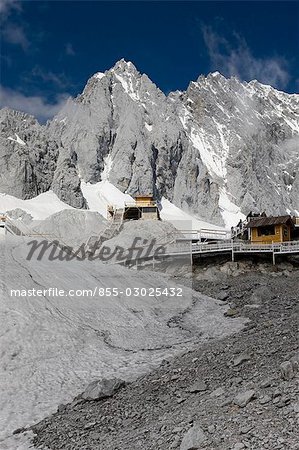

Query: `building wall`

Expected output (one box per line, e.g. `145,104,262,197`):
141,213,159,220
141,208,159,220
251,224,290,243
135,196,155,207
281,224,291,241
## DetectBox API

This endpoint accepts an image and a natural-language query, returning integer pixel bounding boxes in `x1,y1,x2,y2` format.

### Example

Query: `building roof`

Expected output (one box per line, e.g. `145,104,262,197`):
247,215,294,228
134,194,154,199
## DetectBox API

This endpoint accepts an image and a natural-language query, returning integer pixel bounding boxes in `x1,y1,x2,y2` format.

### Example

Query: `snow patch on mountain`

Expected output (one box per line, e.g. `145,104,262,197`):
101,154,113,182
0,191,73,220
80,181,134,218
190,127,227,180
114,73,140,102
160,198,226,232
7,133,26,146
94,72,105,80
219,190,245,228
145,123,152,131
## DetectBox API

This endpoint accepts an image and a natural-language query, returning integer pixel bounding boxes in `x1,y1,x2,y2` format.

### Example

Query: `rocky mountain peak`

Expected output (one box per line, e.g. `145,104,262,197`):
0,61,298,226
111,58,139,74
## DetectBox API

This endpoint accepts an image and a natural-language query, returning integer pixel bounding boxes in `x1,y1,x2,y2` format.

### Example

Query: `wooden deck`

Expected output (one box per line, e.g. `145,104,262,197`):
4,215,299,265
163,239,299,264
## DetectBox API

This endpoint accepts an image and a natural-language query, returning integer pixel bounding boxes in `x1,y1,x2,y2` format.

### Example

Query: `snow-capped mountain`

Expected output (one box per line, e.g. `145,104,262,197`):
1,59,298,226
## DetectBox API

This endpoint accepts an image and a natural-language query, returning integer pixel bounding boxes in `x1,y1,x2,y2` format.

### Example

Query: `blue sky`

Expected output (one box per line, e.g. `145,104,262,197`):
0,0,298,121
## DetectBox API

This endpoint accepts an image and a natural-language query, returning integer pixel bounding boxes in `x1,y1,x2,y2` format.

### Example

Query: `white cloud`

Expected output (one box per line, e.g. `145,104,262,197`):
2,23,29,50
0,85,70,122
30,66,72,89
0,0,29,51
202,25,290,89
0,0,21,17
65,42,75,56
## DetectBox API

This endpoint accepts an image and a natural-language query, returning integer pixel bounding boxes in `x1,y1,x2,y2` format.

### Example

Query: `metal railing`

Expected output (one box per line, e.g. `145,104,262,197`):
165,239,299,257
178,228,231,241
124,201,157,208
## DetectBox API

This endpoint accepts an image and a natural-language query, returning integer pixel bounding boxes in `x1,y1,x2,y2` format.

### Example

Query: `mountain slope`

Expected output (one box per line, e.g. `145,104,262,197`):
0,60,298,226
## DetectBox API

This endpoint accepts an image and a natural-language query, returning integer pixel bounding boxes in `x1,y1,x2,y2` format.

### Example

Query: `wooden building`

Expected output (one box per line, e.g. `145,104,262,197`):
0,215,6,228
134,195,156,207
246,215,294,244
107,194,160,221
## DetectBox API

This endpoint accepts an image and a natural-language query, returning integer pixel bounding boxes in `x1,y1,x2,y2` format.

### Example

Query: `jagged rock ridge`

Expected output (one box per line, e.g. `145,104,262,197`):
0,59,298,225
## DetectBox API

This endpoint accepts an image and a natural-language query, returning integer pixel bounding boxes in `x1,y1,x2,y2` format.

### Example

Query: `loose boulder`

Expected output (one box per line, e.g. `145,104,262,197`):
180,423,206,450
234,390,256,408
81,378,125,401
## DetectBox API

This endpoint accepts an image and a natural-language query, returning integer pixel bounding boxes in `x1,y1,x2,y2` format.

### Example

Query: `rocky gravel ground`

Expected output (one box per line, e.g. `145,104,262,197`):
30,259,299,450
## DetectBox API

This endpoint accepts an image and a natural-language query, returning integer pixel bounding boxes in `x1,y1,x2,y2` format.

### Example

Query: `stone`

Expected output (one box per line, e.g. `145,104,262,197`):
220,398,232,407
173,426,184,433
233,443,245,450
233,353,251,367
171,375,180,381
218,291,229,301
210,387,225,397
224,308,238,317
180,423,207,450
234,390,256,408
12,427,27,435
187,381,208,393
84,422,96,429
259,395,271,405
57,404,66,413
292,402,299,413
260,379,272,388
280,361,294,380
240,424,253,434
290,353,299,371
81,378,125,401
231,377,243,385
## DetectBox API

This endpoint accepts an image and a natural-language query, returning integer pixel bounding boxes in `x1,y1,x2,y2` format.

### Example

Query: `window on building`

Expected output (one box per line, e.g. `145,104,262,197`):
142,207,157,213
257,225,275,236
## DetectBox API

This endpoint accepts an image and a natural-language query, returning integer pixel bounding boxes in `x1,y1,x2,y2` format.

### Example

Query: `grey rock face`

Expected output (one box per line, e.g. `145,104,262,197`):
6,208,33,223
51,154,87,209
177,74,299,219
1,60,298,224
0,108,59,199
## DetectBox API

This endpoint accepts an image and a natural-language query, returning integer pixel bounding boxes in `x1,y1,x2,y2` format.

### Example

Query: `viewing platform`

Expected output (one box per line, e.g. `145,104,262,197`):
164,238,299,265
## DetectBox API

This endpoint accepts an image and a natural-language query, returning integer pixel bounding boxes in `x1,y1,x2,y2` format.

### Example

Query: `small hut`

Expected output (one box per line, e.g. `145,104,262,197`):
107,194,160,221
124,195,159,220
0,215,6,227
246,215,294,244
